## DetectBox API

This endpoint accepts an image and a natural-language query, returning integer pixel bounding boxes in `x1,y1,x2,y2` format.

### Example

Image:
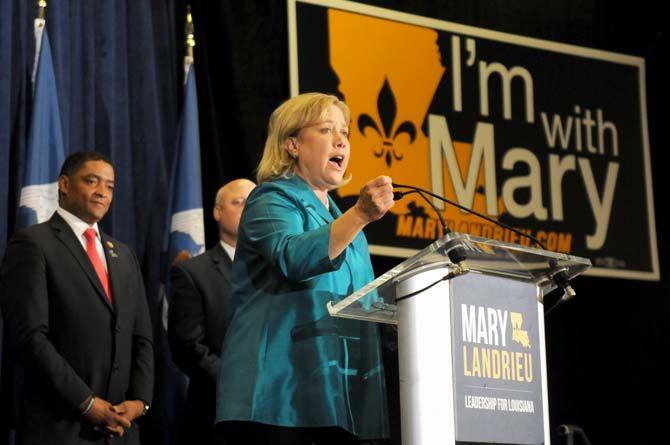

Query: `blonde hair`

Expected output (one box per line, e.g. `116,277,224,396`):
256,92,351,184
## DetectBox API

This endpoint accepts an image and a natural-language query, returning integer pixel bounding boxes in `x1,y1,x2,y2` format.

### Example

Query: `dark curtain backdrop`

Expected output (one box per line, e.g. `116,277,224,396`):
1,0,668,444
0,0,179,259
0,0,183,443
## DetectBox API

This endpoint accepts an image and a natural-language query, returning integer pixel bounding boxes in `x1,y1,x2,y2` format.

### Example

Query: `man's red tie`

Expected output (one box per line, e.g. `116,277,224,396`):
84,228,112,302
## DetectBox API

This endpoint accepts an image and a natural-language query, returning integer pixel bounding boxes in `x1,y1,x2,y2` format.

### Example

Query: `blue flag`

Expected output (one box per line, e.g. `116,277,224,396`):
18,29,65,228
153,64,203,444
165,65,205,265
8,24,64,445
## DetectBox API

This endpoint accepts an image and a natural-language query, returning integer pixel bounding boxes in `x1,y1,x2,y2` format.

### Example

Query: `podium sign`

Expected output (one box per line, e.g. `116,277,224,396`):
328,232,590,444
451,273,544,443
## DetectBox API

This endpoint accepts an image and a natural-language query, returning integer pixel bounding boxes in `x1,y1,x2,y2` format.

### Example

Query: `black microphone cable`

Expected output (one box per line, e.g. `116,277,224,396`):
393,189,449,236
393,188,468,265
392,182,577,309
391,189,465,302
392,182,546,250
389,208,464,302
395,269,460,303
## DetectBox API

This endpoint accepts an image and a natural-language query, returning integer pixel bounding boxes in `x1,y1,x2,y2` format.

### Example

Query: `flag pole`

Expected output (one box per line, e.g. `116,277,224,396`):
19,0,66,228
184,5,195,82
32,0,48,91
37,0,46,19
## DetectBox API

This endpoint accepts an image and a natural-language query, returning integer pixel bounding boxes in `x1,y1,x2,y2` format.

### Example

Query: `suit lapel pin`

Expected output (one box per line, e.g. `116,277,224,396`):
106,241,118,258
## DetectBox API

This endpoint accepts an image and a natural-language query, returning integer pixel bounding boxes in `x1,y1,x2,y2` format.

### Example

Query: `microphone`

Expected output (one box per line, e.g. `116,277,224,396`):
393,182,545,249
394,188,466,264
544,264,577,316
392,182,576,305
394,190,449,235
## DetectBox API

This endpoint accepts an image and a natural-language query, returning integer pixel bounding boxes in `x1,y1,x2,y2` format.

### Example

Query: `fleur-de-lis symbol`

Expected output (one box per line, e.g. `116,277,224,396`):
357,78,416,167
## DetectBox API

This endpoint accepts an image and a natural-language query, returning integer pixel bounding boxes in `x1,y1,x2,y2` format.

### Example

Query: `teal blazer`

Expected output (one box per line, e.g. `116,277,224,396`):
215,175,389,439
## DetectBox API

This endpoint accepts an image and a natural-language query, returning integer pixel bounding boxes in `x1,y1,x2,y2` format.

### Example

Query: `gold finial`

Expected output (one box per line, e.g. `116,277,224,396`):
185,5,195,59
37,0,47,19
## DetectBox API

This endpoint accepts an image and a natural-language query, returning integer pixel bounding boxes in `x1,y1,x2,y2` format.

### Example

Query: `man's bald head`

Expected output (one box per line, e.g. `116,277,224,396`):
213,179,256,246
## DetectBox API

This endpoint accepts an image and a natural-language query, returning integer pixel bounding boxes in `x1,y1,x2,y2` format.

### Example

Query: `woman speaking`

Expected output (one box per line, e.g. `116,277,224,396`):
216,93,394,444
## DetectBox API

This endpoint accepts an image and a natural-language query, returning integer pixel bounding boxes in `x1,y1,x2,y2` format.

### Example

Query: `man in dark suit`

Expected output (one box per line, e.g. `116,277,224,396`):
168,178,255,444
0,151,153,444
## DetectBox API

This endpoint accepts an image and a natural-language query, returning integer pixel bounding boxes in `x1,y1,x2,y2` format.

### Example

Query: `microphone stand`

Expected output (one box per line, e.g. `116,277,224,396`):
393,188,467,264
392,182,577,311
393,182,545,250
390,190,464,302
394,189,449,235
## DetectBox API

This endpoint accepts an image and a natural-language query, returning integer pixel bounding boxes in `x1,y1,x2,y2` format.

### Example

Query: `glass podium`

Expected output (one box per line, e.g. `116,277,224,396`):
327,232,591,445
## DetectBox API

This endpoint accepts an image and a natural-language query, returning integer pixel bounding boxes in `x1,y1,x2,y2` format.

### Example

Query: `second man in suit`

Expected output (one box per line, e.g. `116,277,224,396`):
167,178,255,444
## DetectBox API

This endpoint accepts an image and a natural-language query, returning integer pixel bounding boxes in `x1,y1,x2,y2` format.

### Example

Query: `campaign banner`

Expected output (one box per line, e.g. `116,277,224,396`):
288,0,658,280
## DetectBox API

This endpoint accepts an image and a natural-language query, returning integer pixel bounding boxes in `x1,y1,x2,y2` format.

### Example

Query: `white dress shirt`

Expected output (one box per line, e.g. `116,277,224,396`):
56,206,109,272
220,240,235,262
